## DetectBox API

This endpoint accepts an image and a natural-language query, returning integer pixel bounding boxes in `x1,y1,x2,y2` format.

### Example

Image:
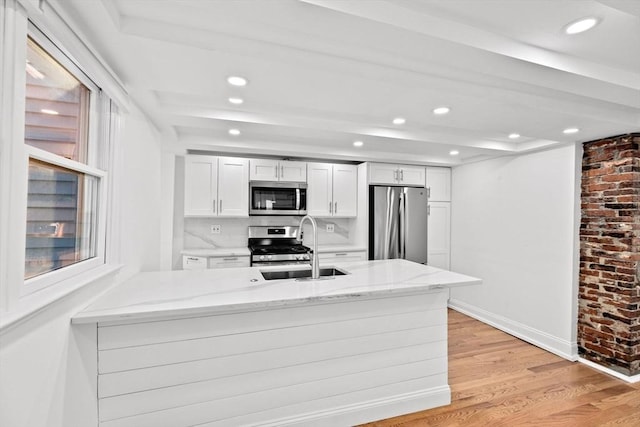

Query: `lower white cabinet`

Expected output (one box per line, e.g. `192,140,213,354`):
321,250,366,263
427,202,451,270
183,256,207,270
209,256,250,269
182,255,250,269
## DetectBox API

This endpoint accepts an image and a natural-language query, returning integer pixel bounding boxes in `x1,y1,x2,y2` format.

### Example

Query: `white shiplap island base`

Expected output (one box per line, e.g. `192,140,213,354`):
73,259,481,427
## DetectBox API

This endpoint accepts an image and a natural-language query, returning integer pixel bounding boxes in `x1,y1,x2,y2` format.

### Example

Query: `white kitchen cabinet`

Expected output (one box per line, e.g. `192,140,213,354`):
426,167,451,202
427,201,451,270
320,250,366,263
369,163,425,187
249,159,307,182
307,163,357,217
184,155,249,217
182,255,208,270
209,255,250,269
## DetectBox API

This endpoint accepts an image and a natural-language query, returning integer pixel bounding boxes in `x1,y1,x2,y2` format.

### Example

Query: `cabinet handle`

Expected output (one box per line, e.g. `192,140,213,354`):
400,169,404,181
334,201,337,214
219,200,222,213
427,205,431,216
222,257,238,261
187,257,199,261
427,187,431,199
281,165,284,179
393,169,398,181
213,200,217,214
329,201,333,214
335,253,348,256
275,165,279,179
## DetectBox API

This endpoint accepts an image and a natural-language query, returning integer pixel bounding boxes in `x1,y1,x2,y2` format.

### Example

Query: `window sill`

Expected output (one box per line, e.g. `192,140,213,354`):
0,263,123,333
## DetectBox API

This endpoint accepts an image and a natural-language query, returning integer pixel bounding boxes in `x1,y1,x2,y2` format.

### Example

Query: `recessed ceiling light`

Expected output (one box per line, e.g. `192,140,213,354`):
449,150,459,156
433,107,450,115
564,17,599,35
228,129,241,136
392,117,406,125
563,127,580,134
227,76,248,87
41,109,59,115
353,140,364,147
508,133,521,139
228,97,244,105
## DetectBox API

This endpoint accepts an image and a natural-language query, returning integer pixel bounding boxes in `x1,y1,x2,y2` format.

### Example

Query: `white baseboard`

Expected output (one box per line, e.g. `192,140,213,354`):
256,386,451,427
448,299,578,361
579,358,640,384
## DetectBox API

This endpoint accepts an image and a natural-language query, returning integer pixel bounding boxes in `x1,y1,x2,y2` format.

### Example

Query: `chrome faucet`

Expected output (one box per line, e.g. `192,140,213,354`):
297,215,320,279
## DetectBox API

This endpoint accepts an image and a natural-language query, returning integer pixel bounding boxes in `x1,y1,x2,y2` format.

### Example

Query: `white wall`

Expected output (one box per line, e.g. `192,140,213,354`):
0,109,163,427
449,144,581,360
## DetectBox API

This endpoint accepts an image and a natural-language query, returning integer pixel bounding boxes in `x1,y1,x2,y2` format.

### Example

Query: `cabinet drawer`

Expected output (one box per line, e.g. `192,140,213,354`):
209,256,250,269
321,251,366,263
183,256,208,270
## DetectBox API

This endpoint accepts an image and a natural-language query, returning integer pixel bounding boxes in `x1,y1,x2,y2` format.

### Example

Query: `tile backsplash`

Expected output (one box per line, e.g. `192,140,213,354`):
184,216,354,249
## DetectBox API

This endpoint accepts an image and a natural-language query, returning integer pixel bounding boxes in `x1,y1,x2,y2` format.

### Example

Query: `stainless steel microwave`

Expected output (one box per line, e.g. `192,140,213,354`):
249,182,307,215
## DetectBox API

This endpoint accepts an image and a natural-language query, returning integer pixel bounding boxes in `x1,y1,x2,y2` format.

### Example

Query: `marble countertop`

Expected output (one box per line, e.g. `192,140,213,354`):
72,259,481,325
180,245,366,257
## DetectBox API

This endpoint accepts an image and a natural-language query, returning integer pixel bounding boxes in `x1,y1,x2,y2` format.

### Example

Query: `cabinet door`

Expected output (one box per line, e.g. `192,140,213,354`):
332,164,357,217
426,167,451,201
427,201,450,270
398,165,426,187
249,159,279,181
184,155,218,216
280,160,307,182
218,157,249,217
307,162,333,216
368,163,399,184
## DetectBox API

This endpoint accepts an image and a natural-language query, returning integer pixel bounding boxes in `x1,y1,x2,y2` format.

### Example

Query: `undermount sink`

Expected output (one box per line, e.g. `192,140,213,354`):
260,267,348,281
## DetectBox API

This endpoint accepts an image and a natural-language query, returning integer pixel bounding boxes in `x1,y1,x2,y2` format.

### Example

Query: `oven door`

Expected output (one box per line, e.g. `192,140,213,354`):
249,182,307,215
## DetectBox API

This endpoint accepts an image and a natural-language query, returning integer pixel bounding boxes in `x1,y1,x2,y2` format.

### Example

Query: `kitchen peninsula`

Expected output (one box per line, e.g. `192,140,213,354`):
73,259,481,427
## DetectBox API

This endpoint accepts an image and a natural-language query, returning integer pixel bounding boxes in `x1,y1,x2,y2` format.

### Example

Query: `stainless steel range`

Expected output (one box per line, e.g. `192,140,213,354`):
248,226,311,266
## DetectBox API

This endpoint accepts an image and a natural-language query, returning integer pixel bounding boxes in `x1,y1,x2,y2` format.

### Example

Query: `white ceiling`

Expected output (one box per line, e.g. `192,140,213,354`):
58,0,640,165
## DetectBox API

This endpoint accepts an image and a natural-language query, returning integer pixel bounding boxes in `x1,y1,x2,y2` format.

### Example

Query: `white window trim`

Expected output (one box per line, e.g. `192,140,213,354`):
0,0,128,329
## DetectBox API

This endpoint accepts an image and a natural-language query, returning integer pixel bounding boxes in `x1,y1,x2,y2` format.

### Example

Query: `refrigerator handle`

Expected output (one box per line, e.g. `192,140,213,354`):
399,191,406,259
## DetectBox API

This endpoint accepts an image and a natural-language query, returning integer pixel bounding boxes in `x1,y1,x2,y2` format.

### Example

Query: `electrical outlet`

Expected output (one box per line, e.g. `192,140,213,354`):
210,225,221,234
326,223,335,233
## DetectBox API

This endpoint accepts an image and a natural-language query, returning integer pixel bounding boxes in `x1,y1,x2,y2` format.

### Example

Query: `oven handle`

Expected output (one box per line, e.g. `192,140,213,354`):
296,188,300,210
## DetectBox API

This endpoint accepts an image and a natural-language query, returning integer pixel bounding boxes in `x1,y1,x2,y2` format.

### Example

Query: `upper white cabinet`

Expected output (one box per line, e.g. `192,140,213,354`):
307,163,357,217
369,163,425,187
426,167,451,201
249,159,307,182
184,155,249,217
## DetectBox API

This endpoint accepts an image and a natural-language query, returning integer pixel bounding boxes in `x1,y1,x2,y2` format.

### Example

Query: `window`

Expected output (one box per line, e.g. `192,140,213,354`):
22,30,107,289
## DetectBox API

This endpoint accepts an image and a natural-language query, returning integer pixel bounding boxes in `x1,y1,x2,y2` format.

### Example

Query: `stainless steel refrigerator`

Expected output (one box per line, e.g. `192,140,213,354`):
369,186,428,263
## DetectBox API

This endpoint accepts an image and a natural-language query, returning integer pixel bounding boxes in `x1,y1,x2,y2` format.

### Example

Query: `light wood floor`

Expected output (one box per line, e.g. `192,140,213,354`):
361,309,640,427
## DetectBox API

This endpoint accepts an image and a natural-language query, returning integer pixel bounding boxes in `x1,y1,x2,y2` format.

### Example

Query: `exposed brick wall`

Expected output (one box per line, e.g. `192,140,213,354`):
579,133,640,376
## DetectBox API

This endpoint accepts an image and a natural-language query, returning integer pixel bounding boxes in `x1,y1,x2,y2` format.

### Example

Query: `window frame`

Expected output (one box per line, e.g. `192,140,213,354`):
20,24,110,296
0,0,129,329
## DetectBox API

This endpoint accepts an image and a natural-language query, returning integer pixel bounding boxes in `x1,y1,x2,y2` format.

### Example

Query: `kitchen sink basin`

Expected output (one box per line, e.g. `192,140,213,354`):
260,267,348,281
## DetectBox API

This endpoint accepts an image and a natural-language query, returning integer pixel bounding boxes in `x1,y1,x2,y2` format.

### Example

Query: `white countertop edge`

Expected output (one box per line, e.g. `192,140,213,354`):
71,279,479,325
